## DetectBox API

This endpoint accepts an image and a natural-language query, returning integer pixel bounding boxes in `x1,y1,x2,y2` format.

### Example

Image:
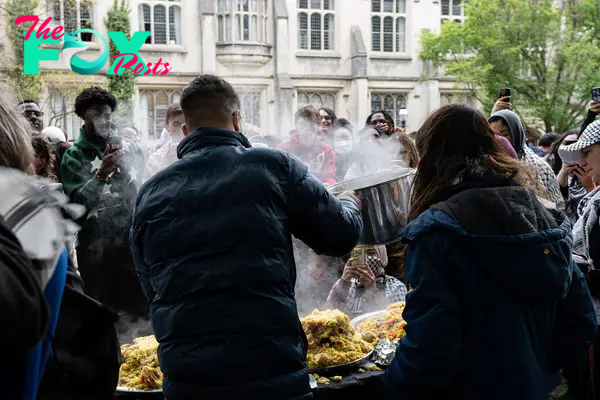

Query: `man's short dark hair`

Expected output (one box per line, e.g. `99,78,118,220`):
19,99,39,107
180,75,240,129
538,133,559,147
166,103,183,124
74,86,117,118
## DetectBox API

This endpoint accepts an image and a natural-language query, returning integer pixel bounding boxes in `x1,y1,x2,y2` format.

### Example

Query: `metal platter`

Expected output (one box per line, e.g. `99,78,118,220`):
116,387,162,393
350,310,388,328
307,348,374,374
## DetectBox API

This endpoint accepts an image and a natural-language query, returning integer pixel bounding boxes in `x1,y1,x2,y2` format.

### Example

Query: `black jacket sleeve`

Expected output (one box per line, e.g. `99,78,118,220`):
286,154,363,257
0,217,48,357
579,110,597,136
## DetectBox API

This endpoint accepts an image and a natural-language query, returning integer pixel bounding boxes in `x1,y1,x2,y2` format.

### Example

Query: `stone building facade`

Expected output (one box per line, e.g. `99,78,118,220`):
2,0,473,139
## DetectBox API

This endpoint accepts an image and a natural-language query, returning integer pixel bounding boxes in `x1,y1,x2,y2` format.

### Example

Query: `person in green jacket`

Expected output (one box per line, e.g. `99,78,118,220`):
60,87,150,343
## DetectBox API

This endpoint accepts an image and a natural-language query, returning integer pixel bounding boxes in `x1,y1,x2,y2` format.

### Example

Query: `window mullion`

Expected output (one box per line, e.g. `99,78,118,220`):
166,5,170,44
150,5,155,44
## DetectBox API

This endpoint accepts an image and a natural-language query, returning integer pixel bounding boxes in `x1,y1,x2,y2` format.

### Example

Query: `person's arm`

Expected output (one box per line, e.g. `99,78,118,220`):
554,263,597,399
320,147,337,185
579,101,599,135
384,233,461,399
287,154,362,257
129,202,157,304
0,218,48,357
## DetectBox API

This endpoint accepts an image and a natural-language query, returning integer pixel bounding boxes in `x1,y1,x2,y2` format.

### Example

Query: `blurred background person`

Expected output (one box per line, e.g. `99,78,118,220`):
318,107,337,143
331,121,354,181
365,110,397,136
538,132,559,154
489,110,564,209
144,103,185,182
278,106,337,185
31,133,58,182
18,99,44,132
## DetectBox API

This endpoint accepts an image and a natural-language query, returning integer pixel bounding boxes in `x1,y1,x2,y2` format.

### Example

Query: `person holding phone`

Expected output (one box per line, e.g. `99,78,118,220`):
60,87,150,344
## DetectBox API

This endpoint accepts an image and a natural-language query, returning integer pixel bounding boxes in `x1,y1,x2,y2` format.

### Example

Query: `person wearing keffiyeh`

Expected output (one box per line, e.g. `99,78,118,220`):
327,246,407,318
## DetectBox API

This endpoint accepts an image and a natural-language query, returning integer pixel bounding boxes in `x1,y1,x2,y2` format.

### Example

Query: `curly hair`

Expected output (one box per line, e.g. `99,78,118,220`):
74,86,117,118
31,133,57,181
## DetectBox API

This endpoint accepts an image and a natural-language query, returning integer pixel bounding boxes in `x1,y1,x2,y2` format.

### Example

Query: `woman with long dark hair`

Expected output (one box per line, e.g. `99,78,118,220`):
384,104,597,400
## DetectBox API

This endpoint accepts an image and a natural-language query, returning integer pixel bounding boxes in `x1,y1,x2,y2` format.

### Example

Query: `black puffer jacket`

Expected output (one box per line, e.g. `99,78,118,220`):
130,127,363,399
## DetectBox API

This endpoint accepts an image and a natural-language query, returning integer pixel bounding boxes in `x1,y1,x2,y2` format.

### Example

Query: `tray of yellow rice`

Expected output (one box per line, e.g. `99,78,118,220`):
301,309,374,374
350,302,407,344
117,335,163,392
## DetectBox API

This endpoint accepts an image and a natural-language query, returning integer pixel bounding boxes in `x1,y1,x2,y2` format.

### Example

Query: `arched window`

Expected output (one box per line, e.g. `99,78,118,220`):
139,89,184,138
441,0,464,24
217,0,268,43
297,91,336,111
371,0,406,53
370,92,407,126
297,0,335,50
236,90,262,127
137,1,182,45
52,0,93,42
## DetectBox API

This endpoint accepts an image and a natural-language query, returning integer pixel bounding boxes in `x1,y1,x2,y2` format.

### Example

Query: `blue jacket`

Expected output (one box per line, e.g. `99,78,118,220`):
384,180,597,400
130,127,362,400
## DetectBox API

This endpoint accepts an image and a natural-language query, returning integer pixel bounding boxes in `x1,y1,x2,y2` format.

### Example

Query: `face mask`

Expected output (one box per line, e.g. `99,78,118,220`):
335,140,352,154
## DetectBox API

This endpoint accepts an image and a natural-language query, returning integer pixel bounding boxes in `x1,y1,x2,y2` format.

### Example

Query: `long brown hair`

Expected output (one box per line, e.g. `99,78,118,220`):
393,132,419,168
31,133,57,181
409,104,526,221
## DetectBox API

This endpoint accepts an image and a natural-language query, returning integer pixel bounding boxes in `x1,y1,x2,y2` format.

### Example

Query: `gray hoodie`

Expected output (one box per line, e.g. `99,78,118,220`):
489,110,526,156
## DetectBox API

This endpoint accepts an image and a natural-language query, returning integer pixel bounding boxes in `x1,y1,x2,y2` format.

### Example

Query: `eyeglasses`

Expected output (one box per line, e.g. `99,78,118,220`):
563,140,577,146
25,110,43,117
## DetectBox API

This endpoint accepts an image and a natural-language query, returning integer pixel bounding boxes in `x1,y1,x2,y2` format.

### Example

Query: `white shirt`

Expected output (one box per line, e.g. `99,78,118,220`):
143,132,184,182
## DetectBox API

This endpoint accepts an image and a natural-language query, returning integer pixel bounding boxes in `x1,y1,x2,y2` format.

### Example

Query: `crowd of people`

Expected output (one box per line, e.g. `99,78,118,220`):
1,73,600,400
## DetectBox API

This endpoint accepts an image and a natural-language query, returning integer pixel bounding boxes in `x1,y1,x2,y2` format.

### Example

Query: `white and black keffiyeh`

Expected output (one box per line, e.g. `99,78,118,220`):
0,168,85,288
347,254,407,315
572,186,600,272
522,146,565,210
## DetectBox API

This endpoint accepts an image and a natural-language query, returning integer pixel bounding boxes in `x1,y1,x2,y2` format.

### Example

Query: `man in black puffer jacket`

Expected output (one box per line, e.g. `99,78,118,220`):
130,75,363,400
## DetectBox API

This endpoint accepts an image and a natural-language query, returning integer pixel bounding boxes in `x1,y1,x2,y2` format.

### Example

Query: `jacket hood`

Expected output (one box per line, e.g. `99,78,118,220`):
402,181,574,299
177,127,252,159
490,110,526,156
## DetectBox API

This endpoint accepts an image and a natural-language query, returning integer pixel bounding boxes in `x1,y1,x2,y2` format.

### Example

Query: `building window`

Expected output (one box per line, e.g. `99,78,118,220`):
138,1,182,45
217,0,269,43
370,93,406,126
139,90,182,138
297,91,336,111
371,0,406,53
236,90,262,127
441,0,464,24
52,0,93,42
49,94,83,140
297,0,335,51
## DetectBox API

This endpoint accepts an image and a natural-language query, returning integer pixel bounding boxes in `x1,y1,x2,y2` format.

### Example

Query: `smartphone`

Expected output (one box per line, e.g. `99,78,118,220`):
592,87,600,102
107,136,122,153
558,146,582,164
499,87,511,101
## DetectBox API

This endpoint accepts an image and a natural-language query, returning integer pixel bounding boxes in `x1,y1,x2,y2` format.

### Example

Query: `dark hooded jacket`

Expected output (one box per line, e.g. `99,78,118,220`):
384,179,597,400
490,110,564,210
490,110,527,156
130,127,362,400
